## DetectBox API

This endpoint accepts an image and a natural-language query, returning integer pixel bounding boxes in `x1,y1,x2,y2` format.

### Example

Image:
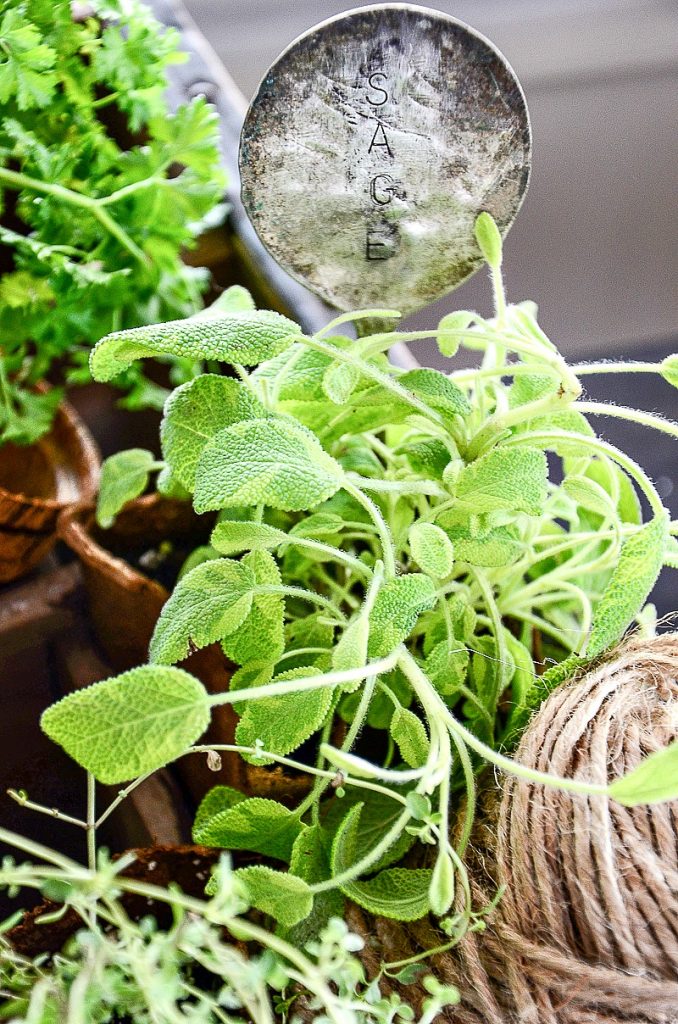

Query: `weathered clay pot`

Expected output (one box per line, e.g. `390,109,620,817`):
0,397,99,583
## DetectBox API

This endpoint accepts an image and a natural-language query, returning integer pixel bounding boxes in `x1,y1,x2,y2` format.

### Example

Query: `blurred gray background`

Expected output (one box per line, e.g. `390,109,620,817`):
184,0,677,360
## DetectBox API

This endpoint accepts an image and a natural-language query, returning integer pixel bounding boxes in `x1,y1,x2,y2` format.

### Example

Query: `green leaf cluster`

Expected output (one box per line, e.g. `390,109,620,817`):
0,0,224,444
47,223,678,942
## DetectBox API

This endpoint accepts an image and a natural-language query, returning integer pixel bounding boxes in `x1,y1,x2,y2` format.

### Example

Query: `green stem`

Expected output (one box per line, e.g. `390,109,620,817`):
309,808,412,894
208,652,398,709
349,474,446,498
258,584,343,618
343,479,397,577
86,773,96,873
7,789,87,830
575,400,678,439
570,360,663,376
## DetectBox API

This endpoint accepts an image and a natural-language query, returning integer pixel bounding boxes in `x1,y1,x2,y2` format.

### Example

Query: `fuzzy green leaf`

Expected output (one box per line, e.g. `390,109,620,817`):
425,641,470,698
233,866,313,926
193,786,248,833
210,520,287,556
323,787,416,872
585,514,668,658
222,551,285,665
287,823,342,943
235,666,334,763
193,796,302,861
41,667,209,784
90,310,302,381
660,355,678,389
390,707,428,768
368,574,437,657
409,522,454,578
332,614,369,683
161,376,267,489
440,524,523,567
95,448,156,528
609,743,678,806
331,804,431,920
323,361,359,404
475,212,503,268
193,419,342,513
455,447,548,515
437,311,474,358
149,559,255,664
429,852,455,916
399,368,470,417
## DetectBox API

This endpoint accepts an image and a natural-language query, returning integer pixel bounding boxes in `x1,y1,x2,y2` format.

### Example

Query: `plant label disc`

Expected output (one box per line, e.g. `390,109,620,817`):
239,3,531,314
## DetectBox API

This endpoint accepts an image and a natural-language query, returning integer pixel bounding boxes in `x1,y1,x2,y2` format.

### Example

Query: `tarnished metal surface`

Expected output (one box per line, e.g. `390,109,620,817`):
240,3,531,314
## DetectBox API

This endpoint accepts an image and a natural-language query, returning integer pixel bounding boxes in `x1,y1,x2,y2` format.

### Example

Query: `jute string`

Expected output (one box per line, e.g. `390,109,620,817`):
349,634,678,1023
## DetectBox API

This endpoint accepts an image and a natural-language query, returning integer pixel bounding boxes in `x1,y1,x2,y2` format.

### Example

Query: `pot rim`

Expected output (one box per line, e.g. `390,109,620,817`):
0,394,100,511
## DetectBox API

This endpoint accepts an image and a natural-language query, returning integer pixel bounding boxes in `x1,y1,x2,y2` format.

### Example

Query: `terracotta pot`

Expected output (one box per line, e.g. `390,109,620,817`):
0,397,99,584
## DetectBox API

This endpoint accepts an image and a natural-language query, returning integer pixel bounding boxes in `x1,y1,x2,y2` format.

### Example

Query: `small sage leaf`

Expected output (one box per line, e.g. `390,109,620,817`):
399,368,470,417
455,446,548,515
222,550,284,665
233,866,313,926
161,375,267,489
211,520,286,556
429,852,455,916
474,211,503,268
90,309,303,381
437,311,475,358
193,419,342,513
193,785,248,834
368,574,437,657
149,558,256,664
41,666,210,784
95,448,156,528
235,666,334,763
323,361,359,404
585,514,668,658
660,355,678,389
390,706,428,768
331,804,431,921
332,614,369,683
608,742,678,806
193,795,303,861
408,522,454,578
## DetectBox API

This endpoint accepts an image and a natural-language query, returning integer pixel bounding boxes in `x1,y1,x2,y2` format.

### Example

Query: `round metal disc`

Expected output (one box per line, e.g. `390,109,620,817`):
240,3,531,314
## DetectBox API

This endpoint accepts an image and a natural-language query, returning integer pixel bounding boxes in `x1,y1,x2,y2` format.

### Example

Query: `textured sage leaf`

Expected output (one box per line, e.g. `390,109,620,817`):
332,614,369,685
233,866,313,926
211,520,287,556
208,285,255,313
508,374,557,409
664,535,678,569
161,375,267,489
409,522,454,578
425,641,470,699
193,785,247,834
193,795,302,861
429,852,455,916
149,558,256,664
90,309,303,381
331,805,431,921
585,514,668,658
323,361,359,404
455,446,548,515
399,368,470,417
390,706,428,768
95,448,155,528
41,666,209,784
193,418,342,513
474,211,502,268
287,823,343,944
222,550,285,665
235,666,334,763
609,742,678,806
323,787,416,872
437,311,474,358
660,355,678,388
440,524,523,568
398,438,450,479
562,475,616,519
368,574,437,657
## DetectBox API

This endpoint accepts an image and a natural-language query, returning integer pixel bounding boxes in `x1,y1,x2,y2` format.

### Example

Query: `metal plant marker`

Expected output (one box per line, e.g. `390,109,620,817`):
239,4,531,317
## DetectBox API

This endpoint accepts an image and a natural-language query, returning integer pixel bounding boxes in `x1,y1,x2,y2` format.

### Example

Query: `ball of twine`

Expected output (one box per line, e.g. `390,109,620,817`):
351,633,678,1023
